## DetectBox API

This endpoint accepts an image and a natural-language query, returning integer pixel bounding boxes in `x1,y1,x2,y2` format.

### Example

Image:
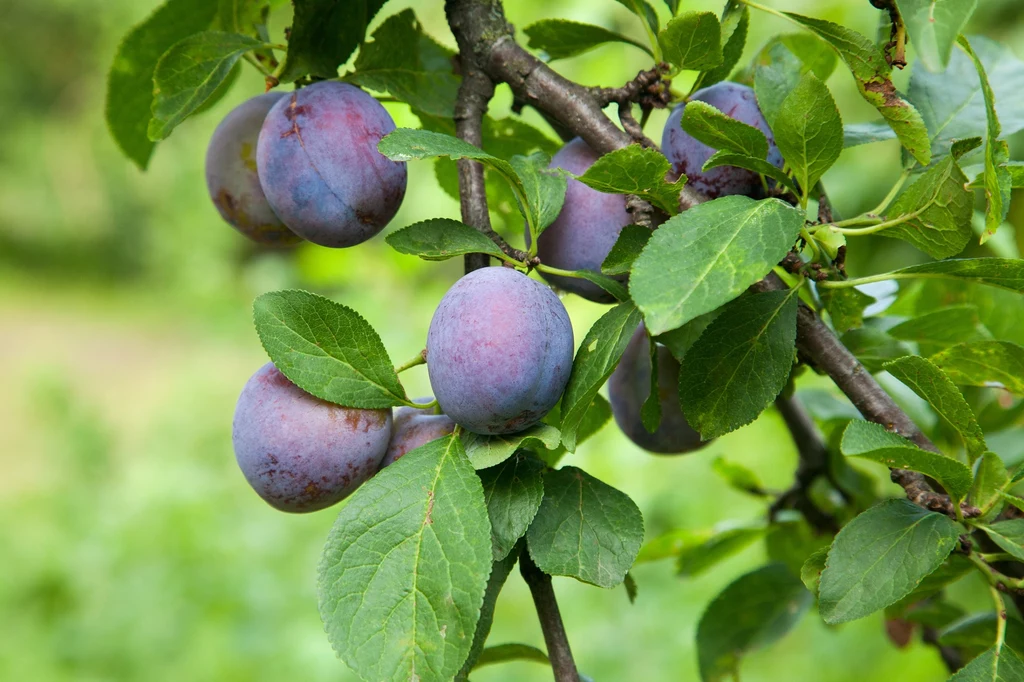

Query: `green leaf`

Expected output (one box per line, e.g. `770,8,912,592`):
655,311,719,362
819,285,874,333
454,551,519,681
385,218,506,262
939,613,1024,657
681,100,769,158
540,396,612,467
888,305,989,350
614,0,661,34
106,0,218,168
630,196,805,335
818,499,962,624
981,519,1024,561
701,151,801,195
509,153,566,236
573,144,686,216
559,303,643,451
473,643,550,669
886,554,973,616
461,423,562,470
216,0,269,36
695,3,748,88
909,36,1024,164
253,290,408,408
772,72,843,195
971,452,1010,517
712,456,765,496
346,9,460,117
752,35,835,130
641,339,662,433
659,11,723,72
957,36,1012,244
148,31,267,141
843,121,898,148
479,453,546,561
602,224,652,276
840,420,973,501
883,356,987,462
526,466,644,588
318,434,491,682
896,0,977,73
278,0,385,82
840,326,912,373
697,564,812,682
785,12,931,166
883,144,976,259
677,523,767,577
379,129,552,233
801,545,829,594
883,258,1024,294
931,341,1024,395
523,19,653,60
679,290,799,439
948,646,1024,681
1002,491,1024,514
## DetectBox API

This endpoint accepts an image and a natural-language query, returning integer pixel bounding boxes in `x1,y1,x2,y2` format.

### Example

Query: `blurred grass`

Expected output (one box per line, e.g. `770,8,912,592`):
1,0,1021,680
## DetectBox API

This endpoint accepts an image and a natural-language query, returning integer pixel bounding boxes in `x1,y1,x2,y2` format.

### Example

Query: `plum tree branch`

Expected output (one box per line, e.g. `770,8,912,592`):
771,394,838,532
444,0,972,520
520,550,580,682
753,274,979,519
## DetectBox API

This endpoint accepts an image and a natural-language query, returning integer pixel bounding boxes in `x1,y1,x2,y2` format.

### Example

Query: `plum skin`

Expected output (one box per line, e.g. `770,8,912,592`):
205,92,300,245
662,82,782,200
257,81,407,248
426,267,574,435
379,399,456,469
232,362,393,512
608,325,707,454
529,138,631,303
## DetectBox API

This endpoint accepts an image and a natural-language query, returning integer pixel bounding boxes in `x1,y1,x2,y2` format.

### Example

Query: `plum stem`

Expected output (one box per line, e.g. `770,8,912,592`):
394,350,427,374
520,551,581,682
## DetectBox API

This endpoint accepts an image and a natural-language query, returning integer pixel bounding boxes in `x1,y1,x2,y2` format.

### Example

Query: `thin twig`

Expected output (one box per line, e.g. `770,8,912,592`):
520,551,580,682
771,394,838,532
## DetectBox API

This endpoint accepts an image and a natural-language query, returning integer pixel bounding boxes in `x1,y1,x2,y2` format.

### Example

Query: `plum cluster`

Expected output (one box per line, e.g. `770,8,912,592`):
223,80,774,512
206,81,407,248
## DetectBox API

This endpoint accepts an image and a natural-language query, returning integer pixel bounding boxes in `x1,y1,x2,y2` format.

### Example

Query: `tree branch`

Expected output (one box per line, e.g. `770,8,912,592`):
771,394,838,532
520,551,580,682
754,274,979,518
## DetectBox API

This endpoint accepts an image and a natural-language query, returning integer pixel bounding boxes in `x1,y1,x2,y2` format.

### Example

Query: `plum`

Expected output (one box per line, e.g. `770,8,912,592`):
379,399,456,469
662,82,782,200
529,138,631,303
232,362,392,512
608,325,707,454
257,81,407,248
205,92,300,245
426,267,574,435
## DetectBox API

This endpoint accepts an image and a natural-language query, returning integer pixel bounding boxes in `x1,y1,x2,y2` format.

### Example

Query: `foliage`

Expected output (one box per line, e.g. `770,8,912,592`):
99,0,1024,680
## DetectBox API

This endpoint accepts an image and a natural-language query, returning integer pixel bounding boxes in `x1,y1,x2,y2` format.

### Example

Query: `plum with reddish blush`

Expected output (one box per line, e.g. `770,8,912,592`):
232,362,392,512
426,268,574,435
257,81,406,248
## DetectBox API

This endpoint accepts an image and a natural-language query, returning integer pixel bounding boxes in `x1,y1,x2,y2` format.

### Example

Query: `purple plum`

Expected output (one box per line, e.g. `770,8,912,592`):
529,138,631,303
426,267,574,435
257,81,407,248
662,82,782,200
232,362,392,512
608,325,708,454
205,92,300,245
379,399,456,469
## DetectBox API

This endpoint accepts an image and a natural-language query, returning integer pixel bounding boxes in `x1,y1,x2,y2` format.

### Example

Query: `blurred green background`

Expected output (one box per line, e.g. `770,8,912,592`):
3,0,1023,680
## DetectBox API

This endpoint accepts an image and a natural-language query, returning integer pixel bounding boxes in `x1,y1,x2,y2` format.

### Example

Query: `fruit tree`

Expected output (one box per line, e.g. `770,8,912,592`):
107,0,1024,679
